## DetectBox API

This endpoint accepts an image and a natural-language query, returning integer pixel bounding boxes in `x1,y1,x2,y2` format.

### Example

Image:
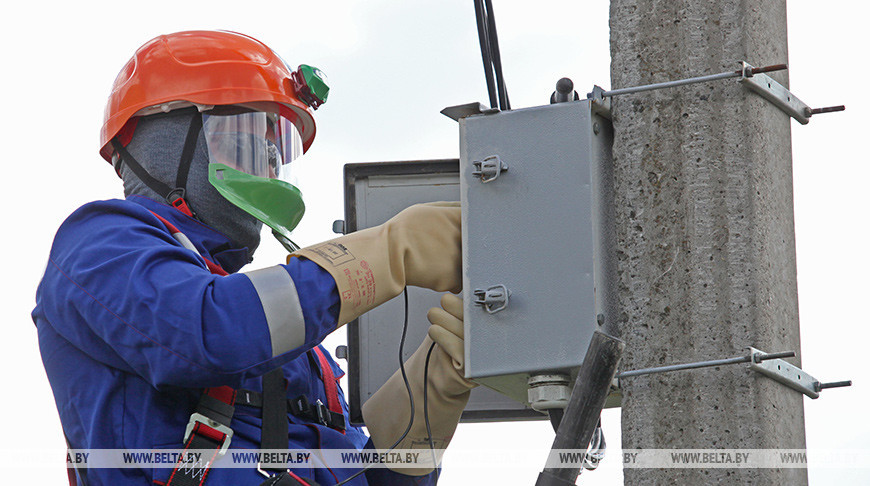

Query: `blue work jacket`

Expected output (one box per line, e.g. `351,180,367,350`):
33,196,436,485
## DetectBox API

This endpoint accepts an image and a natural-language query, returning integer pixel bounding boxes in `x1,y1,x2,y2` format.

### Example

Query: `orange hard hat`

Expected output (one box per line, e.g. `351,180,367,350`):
99,30,317,162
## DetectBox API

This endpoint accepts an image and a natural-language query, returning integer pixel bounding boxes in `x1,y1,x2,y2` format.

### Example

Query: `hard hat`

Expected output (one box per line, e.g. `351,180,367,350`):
100,30,326,162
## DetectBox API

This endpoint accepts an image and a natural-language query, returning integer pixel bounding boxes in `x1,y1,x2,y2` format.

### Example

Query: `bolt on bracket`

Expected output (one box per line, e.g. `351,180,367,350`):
584,61,843,125
739,62,812,124
745,347,853,399
747,347,819,398
617,346,851,400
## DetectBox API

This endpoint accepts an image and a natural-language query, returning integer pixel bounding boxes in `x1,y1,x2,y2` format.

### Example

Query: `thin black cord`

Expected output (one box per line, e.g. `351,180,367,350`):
423,341,439,482
474,0,498,109
336,288,415,486
483,0,510,110
394,288,415,445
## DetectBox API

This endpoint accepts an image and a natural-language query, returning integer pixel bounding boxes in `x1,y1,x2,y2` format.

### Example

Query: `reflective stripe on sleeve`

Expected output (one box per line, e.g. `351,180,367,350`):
243,265,306,357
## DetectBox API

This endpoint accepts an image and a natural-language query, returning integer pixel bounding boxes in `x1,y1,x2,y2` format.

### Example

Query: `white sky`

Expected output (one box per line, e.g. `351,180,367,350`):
2,1,867,484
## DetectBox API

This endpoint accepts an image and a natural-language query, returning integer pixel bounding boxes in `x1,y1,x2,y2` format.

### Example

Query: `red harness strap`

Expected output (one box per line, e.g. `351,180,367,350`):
166,385,237,486
311,346,345,434
148,212,228,276
149,211,236,486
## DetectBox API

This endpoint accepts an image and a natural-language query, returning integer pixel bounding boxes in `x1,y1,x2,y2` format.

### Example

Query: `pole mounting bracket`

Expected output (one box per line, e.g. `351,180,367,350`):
617,346,851,399
584,61,844,125
745,347,851,399
746,347,820,398
739,62,811,124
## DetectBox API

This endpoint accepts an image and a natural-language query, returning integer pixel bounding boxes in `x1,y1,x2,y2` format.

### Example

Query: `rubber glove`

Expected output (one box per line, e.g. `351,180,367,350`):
290,202,461,326
362,293,477,475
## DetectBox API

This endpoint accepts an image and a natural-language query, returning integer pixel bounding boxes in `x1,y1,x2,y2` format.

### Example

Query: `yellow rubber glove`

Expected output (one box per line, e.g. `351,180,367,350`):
362,294,477,475
290,202,461,326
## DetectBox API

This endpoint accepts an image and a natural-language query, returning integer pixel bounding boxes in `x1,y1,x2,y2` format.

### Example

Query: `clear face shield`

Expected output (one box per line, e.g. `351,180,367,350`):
202,106,303,183
203,105,307,251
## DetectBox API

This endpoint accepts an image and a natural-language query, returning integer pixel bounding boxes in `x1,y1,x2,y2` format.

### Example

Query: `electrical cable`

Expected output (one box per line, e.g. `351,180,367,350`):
483,0,510,110
473,0,510,111
335,288,417,486
583,419,606,472
473,0,498,109
423,341,439,482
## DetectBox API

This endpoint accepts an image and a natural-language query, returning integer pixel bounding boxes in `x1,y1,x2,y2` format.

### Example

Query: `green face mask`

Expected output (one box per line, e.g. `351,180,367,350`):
208,163,305,251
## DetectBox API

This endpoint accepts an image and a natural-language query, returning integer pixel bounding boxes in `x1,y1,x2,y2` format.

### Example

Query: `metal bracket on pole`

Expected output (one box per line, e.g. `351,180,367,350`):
745,347,851,399
585,61,844,125
617,346,851,400
738,62,815,124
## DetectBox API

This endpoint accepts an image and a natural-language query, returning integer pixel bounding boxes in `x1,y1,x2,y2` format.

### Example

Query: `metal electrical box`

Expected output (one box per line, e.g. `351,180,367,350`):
343,160,541,425
344,100,617,423
459,100,617,406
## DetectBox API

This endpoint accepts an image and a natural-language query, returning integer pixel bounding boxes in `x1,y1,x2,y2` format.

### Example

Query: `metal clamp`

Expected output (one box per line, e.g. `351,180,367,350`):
739,61,845,125
473,284,511,314
739,62,811,124
617,346,852,400
472,155,508,183
184,412,234,456
585,62,844,125
746,347,851,399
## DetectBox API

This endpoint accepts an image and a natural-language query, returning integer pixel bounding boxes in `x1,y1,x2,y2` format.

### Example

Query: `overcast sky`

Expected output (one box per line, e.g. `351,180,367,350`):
2,1,867,484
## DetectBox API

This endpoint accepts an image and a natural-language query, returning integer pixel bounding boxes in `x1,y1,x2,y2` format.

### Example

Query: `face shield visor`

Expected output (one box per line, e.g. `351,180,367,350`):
202,107,303,183
203,106,307,251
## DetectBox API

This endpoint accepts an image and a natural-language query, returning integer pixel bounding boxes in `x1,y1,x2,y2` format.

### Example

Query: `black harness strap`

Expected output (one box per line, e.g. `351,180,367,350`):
235,390,346,432
260,368,290,474
175,112,203,192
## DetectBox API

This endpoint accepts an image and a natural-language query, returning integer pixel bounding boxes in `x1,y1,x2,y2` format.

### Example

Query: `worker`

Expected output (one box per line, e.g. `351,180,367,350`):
33,30,476,486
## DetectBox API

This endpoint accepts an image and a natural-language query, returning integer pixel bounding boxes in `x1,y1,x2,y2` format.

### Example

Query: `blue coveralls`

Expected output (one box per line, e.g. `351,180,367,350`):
33,195,436,485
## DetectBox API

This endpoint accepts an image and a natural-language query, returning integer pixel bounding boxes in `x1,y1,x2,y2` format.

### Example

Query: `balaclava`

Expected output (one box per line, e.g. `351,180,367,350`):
118,109,263,260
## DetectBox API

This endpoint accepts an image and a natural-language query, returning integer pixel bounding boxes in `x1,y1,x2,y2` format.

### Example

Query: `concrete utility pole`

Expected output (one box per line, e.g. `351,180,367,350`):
609,1,807,484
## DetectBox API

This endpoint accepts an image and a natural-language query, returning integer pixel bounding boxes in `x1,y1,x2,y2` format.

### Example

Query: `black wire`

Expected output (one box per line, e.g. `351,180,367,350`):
474,0,498,109
336,288,414,486
423,341,439,482
483,0,510,110
394,288,416,444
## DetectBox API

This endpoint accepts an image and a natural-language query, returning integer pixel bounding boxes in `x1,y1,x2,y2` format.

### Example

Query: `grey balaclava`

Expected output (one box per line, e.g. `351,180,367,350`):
118,109,263,260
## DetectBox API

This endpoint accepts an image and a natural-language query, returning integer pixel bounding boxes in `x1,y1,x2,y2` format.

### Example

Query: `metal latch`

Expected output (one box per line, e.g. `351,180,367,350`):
473,284,510,314
472,155,508,183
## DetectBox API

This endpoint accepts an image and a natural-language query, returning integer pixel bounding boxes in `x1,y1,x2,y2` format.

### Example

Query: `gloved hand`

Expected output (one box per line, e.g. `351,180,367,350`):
290,202,461,325
362,294,477,476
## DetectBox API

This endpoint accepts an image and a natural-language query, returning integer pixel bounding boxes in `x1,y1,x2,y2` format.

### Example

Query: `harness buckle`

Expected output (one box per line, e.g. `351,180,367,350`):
184,412,234,456
313,400,329,426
